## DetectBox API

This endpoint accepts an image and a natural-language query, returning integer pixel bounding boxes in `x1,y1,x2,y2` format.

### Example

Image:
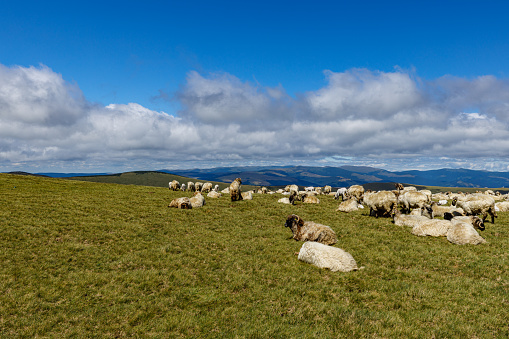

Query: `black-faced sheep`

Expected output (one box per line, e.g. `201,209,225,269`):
284,214,337,245
195,182,203,192
230,178,243,201
298,241,359,272
187,181,196,192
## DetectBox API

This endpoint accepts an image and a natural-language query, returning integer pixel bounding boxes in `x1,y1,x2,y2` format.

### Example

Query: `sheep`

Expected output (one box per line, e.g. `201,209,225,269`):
187,181,196,192
229,178,243,201
303,195,320,204
278,197,292,204
397,191,429,213
168,197,192,209
392,207,433,228
169,180,180,191
297,241,359,272
278,191,298,205
345,185,364,202
314,187,323,195
241,191,253,200
495,201,509,212
430,201,464,218
337,198,361,213
411,219,453,237
180,183,186,191
333,187,347,200
323,185,332,194
284,214,337,245
285,184,299,193
362,190,397,218
207,191,222,198
189,192,205,208
447,221,486,245
195,182,203,192
452,195,497,223
447,215,485,231
305,186,315,192
201,182,213,193
221,187,230,194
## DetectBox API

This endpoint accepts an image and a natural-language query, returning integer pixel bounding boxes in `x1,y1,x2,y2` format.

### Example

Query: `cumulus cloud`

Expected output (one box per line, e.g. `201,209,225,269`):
1,63,509,172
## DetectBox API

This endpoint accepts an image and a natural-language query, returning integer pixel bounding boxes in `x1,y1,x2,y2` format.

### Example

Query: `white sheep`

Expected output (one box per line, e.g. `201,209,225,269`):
201,182,213,193
392,207,433,228
345,185,364,202
189,192,205,208
230,178,243,201
284,214,337,245
207,191,222,198
447,221,486,245
168,180,180,191
337,198,361,213
362,190,397,218
397,191,429,213
495,201,509,212
213,184,220,192
430,201,464,218
180,183,186,191
187,181,196,192
241,191,253,200
452,195,497,223
298,242,359,272
323,185,332,194
195,182,203,192
168,197,192,209
303,195,320,204
334,187,347,200
411,219,453,237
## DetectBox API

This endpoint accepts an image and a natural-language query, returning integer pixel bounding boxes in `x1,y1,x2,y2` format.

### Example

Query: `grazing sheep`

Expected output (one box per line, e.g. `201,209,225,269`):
362,190,397,218
201,182,213,193
397,191,429,213
195,182,203,192
285,184,299,193
298,241,359,272
169,180,180,191
447,222,486,245
189,192,205,208
187,181,196,192
207,191,222,198
180,183,186,191
345,185,364,202
229,178,243,201
337,198,361,213
323,185,332,194
334,187,348,200
213,184,219,192
430,201,464,218
303,195,320,204
452,195,497,223
168,197,192,209
284,214,337,245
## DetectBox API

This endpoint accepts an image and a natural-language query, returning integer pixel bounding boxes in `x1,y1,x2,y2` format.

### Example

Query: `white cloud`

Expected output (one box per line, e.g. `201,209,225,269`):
2,63,509,172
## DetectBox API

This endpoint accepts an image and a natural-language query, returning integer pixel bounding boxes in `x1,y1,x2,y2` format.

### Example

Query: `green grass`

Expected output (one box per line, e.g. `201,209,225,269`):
1,174,508,338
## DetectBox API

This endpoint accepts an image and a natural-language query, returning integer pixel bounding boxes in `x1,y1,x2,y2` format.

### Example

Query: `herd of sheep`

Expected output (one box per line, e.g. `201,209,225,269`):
168,178,506,272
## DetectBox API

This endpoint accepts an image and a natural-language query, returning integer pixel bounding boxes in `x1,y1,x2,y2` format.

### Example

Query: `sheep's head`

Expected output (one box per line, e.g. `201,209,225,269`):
471,216,485,231
421,205,434,219
451,197,458,206
285,214,303,229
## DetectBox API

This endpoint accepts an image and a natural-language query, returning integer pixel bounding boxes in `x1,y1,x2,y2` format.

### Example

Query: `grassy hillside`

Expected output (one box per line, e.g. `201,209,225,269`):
1,174,508,337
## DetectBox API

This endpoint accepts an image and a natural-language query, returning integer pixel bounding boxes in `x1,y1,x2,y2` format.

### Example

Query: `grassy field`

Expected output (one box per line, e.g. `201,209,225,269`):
1,173,508,338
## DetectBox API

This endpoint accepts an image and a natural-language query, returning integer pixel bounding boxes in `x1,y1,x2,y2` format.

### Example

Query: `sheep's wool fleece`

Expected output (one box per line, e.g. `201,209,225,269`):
298,242,358,272
447,222,486,245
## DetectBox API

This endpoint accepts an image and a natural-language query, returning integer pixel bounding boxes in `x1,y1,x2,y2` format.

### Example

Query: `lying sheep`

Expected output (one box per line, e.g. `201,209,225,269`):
298,241,359,272
189,192,205,208
169,180,180,191
495,201,509,212
241,191,253,200
278,191,297,205
452,195,497,223
213,184,220,192
230,178,243,201
430,201,464,218
284,214,337,245
362,190,397,218
337,198,361,213
207,191,222,198
168,197,192,209
447,221,486,245
392,207,432,228
303,195,320,204
411,219,453,237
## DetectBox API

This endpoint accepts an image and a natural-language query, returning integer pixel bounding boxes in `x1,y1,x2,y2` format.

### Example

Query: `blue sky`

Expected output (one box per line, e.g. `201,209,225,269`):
2,1,509,173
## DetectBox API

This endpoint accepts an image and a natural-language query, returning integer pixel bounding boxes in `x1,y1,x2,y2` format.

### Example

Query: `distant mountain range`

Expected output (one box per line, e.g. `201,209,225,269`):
165,165,509,189
7,165,509,189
